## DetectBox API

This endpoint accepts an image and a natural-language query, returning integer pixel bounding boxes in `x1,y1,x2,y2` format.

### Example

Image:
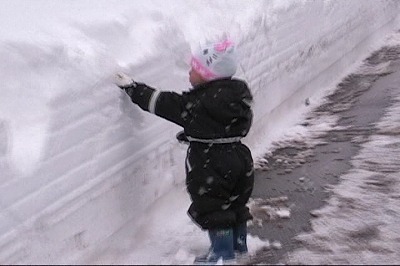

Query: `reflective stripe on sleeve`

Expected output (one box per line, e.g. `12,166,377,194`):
148,90,161,114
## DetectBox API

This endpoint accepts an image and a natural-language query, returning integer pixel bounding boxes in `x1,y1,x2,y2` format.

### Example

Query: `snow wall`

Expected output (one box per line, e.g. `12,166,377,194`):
0,0,399,263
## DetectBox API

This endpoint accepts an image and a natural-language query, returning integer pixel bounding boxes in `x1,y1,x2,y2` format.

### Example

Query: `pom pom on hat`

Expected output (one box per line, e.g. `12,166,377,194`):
191,39,238,81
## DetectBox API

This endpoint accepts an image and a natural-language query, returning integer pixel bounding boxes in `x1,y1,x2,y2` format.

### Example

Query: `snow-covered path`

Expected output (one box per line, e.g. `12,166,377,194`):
244,38,400,265
81,36,400,266
284,44,400,265
1,1,400,264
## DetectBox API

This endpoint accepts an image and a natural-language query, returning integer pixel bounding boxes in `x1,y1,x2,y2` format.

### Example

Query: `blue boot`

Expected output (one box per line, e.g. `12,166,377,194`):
194,228,235,264
233,222,248,254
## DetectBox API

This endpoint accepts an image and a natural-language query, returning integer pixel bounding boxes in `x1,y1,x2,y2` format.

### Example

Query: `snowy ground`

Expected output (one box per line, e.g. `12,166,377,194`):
283,43,400,265
243,35,400,265
1,0,400,264
80,33,400,266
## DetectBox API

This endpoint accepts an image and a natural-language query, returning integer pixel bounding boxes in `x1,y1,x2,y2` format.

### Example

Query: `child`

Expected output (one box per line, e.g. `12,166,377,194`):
114,39,254,264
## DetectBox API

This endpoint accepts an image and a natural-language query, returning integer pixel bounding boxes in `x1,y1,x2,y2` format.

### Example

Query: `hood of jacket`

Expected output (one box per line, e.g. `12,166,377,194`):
183,78,253,140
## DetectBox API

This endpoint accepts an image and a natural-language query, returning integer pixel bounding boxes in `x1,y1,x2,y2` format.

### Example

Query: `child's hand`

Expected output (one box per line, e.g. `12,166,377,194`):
114,72,137,89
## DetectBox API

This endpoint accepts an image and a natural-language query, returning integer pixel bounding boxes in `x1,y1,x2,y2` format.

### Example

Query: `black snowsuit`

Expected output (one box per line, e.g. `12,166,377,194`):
123,78,254,230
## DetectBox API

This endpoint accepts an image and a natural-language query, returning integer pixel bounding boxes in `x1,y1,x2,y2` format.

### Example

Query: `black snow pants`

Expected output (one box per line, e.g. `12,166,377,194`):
185,141,254,230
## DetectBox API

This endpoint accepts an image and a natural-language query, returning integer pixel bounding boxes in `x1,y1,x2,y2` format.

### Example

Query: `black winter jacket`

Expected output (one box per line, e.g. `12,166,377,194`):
125,78,253,140
124,78,254,229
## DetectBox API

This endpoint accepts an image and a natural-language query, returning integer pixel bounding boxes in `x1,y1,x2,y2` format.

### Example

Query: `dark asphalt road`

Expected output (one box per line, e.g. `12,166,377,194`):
246,45,400,265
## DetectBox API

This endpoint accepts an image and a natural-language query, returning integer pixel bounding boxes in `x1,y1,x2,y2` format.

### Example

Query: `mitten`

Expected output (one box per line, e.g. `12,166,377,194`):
114,72,137,89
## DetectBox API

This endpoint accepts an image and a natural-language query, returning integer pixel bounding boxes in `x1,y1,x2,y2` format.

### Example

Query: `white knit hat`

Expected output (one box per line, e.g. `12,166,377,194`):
191,39,238,81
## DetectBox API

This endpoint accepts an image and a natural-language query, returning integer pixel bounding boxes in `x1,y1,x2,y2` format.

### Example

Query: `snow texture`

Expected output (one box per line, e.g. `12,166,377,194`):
284,42,400,265
0,0,399,264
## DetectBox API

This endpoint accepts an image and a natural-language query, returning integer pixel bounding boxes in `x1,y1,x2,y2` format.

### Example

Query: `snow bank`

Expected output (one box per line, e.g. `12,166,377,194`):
0,0,399,264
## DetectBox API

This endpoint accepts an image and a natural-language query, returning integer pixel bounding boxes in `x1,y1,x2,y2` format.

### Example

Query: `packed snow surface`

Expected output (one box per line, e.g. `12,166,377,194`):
0,0,399,264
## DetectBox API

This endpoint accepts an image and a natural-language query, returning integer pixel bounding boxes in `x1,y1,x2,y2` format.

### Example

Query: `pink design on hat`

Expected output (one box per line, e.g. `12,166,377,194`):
190,38,238,81
214,40,234,52
191,56,217,80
